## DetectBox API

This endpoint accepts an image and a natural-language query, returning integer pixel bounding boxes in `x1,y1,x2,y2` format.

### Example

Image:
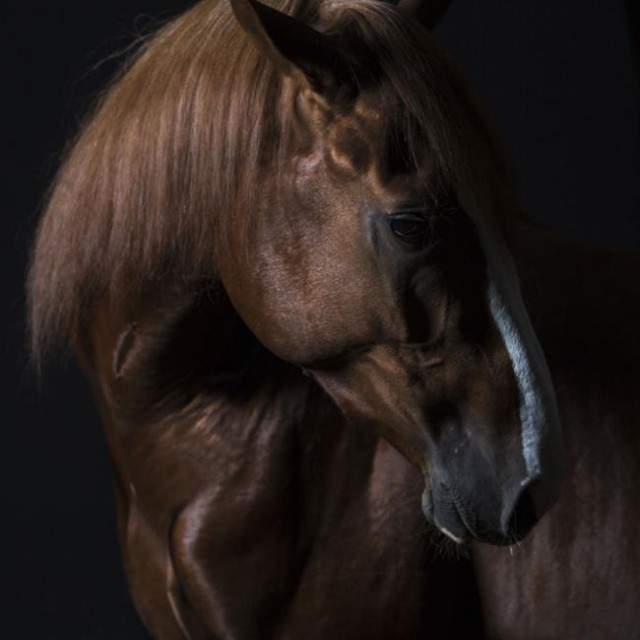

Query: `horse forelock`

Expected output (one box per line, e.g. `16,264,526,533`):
28,0,511,363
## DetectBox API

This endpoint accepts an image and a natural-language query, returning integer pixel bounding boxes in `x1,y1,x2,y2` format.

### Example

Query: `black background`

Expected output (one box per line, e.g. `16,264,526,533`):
2,1,639,638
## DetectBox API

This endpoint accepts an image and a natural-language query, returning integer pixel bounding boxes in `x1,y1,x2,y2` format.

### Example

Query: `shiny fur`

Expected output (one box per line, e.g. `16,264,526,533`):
28,0,639,638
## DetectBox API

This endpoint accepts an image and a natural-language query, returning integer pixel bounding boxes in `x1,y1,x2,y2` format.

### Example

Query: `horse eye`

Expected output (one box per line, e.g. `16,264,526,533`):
387,213,429,248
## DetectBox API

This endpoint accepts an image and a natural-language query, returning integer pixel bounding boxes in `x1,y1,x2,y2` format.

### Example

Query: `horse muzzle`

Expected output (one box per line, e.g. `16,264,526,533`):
420,421,563,546
422,473,542,545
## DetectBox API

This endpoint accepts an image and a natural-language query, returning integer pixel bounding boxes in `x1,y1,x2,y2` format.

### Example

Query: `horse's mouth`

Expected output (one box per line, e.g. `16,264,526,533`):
421,483,472,544
421,482,537,547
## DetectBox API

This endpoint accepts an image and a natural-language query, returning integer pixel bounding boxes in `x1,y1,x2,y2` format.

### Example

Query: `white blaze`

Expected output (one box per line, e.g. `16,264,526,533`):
488,280,546,476
479,227,563,486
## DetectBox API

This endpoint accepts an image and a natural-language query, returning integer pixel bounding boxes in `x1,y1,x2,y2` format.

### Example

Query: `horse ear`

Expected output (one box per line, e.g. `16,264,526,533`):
230,0,356,100
396,0,452,29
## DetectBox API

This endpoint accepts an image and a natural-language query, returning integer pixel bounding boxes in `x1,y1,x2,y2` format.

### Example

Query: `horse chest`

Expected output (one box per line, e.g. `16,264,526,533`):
114,397,464,639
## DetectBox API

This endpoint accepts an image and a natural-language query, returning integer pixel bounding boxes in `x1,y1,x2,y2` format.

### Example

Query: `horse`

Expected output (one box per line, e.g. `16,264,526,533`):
27,0,637,637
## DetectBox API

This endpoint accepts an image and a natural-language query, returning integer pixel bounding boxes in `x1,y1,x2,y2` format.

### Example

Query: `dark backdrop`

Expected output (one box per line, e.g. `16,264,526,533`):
2,1,639,638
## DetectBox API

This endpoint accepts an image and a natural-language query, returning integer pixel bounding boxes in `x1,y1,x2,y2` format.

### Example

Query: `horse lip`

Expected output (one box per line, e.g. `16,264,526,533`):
421,485,473,544
450,495,535,547
441,487,478,540
422,483,531,546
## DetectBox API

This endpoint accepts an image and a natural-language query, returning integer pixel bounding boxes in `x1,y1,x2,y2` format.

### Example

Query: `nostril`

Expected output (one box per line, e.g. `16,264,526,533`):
504,488,538,541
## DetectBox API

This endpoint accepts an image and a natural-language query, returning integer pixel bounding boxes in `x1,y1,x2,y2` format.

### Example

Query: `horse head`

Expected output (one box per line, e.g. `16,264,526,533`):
217,0,564,546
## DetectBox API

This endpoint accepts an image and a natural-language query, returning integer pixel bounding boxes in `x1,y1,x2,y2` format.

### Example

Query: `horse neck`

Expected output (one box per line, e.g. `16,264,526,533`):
82,278,380,525
474,222,640,637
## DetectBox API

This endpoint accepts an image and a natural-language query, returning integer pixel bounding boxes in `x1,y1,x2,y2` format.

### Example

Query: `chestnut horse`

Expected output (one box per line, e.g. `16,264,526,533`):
28,0,638,638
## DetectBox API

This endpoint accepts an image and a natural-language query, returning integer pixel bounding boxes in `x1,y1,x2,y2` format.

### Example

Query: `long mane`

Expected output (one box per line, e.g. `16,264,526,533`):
28,0,507,361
